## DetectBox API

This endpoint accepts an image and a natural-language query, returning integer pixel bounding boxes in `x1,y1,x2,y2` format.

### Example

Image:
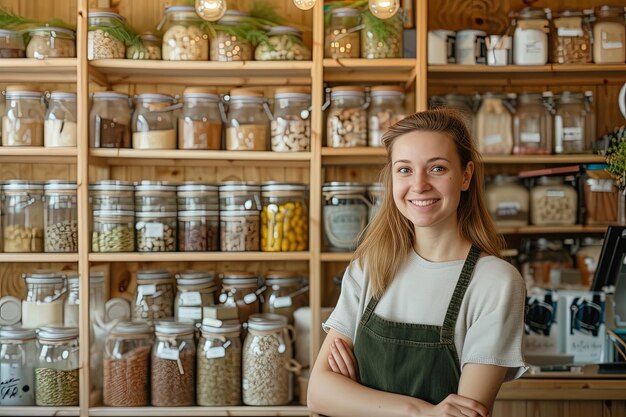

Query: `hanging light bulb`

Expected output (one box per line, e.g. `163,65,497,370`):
293,0,316,11
195,0,227,21
368,0,399,19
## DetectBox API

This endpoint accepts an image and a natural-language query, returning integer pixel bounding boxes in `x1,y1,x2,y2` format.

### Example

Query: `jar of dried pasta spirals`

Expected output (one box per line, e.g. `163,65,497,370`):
35,327,80,406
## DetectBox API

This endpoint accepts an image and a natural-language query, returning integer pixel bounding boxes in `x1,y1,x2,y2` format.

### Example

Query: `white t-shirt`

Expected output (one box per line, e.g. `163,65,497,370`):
323,250,528,381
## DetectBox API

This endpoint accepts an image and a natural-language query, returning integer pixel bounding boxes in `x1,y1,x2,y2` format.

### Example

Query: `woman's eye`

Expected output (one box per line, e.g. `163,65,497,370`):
398,167,411,174
431,166,446,173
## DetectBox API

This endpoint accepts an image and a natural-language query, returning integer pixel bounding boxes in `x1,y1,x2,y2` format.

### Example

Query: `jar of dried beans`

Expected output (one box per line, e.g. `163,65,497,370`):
87,10,126,60
325,7,361,58
2,180,44,253
368,85,406,147
179,87,222,150
255,26,311,61
160,5,209,61
91,209,135,252
226,89,270,151
44,181,78,253
26,27,76,59
178,210,219,252
271,87,311,152
361,10,403,58
327,86,367,148
530,176,577,226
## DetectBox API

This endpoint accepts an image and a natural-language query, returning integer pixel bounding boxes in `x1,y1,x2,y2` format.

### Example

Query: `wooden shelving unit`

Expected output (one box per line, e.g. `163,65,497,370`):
88,252,311,262
0,58,77,83
88,406,309,417
0,406,79,417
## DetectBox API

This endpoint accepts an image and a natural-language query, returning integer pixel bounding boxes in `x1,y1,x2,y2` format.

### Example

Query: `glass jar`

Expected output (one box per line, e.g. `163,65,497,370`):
134,181,177,212
87,10,126,60
135,211,177,252
179,87,222,150
255,26,311,61
325,7,361,58
368,86,407,147
592,6,626,64
219,181,261,211
361,10,403,58
0,29,25,58
582,165,618,225
261,182,308,252
89,91,132,148
44,181,78,253
513,92,552,155
178,182,219,211
0,327,37,406
262,271,309,324
455,29,487,64
220,210,260,251
485,175,530,227
126,32,162,60
2,87,44,147
133,270,175,321
26,27,76,59
64,272,80,327
197,322,242,406
530,176,577,226
178,210,219,252
512,7,549,65
475,93,513,155
271,87,311,152
576,237,603,288
21,271,65,329
327,86,367,148
527,239,574,287
44,91,77,148
554,91,591,154
226,89,270,151
175,271,217,324
2,180,44,253
160,5,208,61
92,210,135,252
90,180,135,211
35,327,79,406
551,10,592,64
210,10,253,62
219,272,262,324
131,93,177,150
368,182,383,222
103,321,154,407
322,182,369,251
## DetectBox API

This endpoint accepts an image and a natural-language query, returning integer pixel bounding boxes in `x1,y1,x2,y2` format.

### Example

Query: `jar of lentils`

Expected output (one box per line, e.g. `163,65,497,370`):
44,181,78,253
175,270,217,324
2,180,44,253
89,91,132,148
87,10,126,60
135,211,177,252
0,327,37,406
368,85,407,147
325,7,361,58
219,272,263,324
271,87,311,152
261,182,308,252
551,9,592,64
327,86,367,148
133,270,175,321
255,26,312,61
322,182,369,251
210,10,254,61
92,210,135,252
35,327,80,406
26,26,76,59
160,5,209,61
226,89,270,151
179,87,222,150
2,87,44,147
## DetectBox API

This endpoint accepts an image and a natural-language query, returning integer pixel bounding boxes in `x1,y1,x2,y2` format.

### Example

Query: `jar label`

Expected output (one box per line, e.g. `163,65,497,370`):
520,132,541,143
495,201,521,218
157,346,180,360
144,222,164,238
180,291,202,305
484,134,503,145
562,127,582,141
274,296,293,309
178,306,202,320
546,190,566,198
205,346,226,359
323,205,367,249
602,32,624,50
558,28,583,37
589,180,614,193
0,362,34,405
138,284,157,296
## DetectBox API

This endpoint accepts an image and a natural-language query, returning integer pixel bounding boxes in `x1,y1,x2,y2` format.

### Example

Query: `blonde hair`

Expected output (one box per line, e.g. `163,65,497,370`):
354,109,503,298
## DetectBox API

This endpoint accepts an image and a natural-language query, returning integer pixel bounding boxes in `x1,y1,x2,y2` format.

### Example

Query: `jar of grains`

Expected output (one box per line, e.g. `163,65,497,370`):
262,271,309,324
368,85,407,147
361,10,403,58
89,91,132,148
131,93,177,150
175,270,217,324
44,181,78,253
219,272,263,324
44,91,77,148
485,175,530,227
261,182,308,252
90,180,135,211
2,86,44,147
87,10,126,60
160,5,209,61
135,211,177,252
210,10,254,61
0,327,37,406
512,7,549,65
178,182,219,211
63,272,80,327
322,182,369,251
513,92,552,155
554,91,592,154
271,87,311,152
178,210,219,252
0,29,25,58
255,26,312,61
226,89,270,151
126,32,162,60
591,6,626,64
3,180,44,253
179,87,222,150
26,27,76,59
530,176,577,226
21,271,65,329
327,86,367,148
219,181,261,211
551,9,592,64
475,93,513,155
133,270,175,321
35,327,79,406
91,210,135,252
197,322,242,406
368,182,384,222
325,7,361,58
103,321,154,407
151,322,196,406
135,181,177,212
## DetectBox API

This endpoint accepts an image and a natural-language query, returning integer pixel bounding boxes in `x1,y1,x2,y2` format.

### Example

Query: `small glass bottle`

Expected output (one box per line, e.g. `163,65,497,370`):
2,180,44,253
0,29,26,58
126,32,162,60
175,270,217,324
512,7,550,65
0,327,37,406
226,89,270,151
45,91,77,148
261,182,308,252
325,7,361,58
35,327,80,406
262,271,309,324
133,270,175,321
219,272,263,324
271,87,311,152
21,271,66,329
255,26,311,61
322,182,369,251
179,87,222,150
26,27,76,58
513,92,552,155
327,86,367,148
592,6,626,64
210,10,253,62
485,175,530,227
160,5,209,61
2,87,44,147
44,180,78,253
89,91,132,148
87,10,126,60
131,93,177,150
530,176,578,226
368,86,407,147
551,9,592,64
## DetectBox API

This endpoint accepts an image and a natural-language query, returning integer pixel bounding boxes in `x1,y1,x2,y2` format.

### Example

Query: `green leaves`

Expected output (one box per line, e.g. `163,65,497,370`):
606,130,626,189
89,18,143,49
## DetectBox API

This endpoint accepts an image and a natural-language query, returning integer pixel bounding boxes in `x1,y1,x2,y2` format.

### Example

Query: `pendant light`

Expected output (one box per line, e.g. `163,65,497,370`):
368,0,399,19
195,0,227,21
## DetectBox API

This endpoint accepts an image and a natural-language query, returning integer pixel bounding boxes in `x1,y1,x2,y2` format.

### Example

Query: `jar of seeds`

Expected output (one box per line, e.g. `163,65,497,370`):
196,321,242,406
325,7,361,58
551,9,592,64
26,27,76,59
131,93,177,150
178,210,219,252
90,180,135,211
2,86,44,147
361,11,403,58
226,89,270,151
35,327,79,406
368,85,407,147
89,91,132,148
327,86,367,148
2,180,44,253
175,271,217,324
261,182,308,252
160,5,209,61
135,181,177,212
151,322,196,406
92,210,135,252
178,182,219,211
135,211,177,252
219,272,263,324
132,270,175,321
255,26,311,61
45,91,77,148
179,87,222,150
87,10,126,60
126,32,162,60
0,29,25,58
262,271,309,324
44,181,78,253
219,181,261,211
0,327,37,406
322,182,369,251
22,271,66,329
210,10,253,62
271,87,311,152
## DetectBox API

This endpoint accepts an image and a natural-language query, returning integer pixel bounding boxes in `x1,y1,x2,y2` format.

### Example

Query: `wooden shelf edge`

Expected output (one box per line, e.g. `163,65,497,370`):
0,406,79,416
89,252,311,262
499,226,607,235
89,149,312,162
0,58,78,83
482,154,605,164
321,252,353,262
428,64,626,74
90,59,313,71
88,406,309,417
0,253,79,263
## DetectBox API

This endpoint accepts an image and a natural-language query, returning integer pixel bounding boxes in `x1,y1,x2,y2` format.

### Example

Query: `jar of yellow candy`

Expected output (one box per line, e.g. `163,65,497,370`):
260,182,308,252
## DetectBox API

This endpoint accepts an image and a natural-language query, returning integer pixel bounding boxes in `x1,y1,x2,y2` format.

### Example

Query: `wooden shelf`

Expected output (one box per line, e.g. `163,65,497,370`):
88,406,309,416
0,253,78,263
322,147,386,165
89,252,311,262
0,147,77,164
323,58,416,84
0,58,77,83
482,154,605,164
0,406,79,416
321,252,353,262
499,225,607,235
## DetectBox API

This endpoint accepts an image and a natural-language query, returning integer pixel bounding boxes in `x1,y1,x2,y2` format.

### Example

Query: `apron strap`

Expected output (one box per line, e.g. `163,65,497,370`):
440,244,482,344
359,296,379,328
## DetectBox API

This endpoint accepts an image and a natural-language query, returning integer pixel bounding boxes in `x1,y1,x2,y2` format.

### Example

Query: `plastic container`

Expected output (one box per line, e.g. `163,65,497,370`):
87,10,126,60
161,5,209,61
361,11,403,58
551,9,592,64
262,271,309,324
91,210,135,252
35,327,79,406
226,89,269,151
513,92,552,155
89,91,132,148
0,29,25,58
485,175,529,227
512,7,549,65
131,93,177,150
368,86,406,147
26,27,76,58
271,87,311,152
126,32,162,60
475,93,513,155
178,210,219,252
179,87,222,150
530,176,577,226
427,29,456,64
175,271,217,323
219,272,262,324
134,181,177,213
592,6,626,64
219,181,261,211
327,86,367,148
135,211,177,252
322,182,369,251
210,10,253,61
44,181,78,253
21,271,65,329
0,327,37,406
44,91,77,148
2,180,44,253
325,7,361,58
90,180,135,211
261,182,308,252
132,270,175,321
2,87,44,147
255,26,311,61
178,183,219,211
554,91,592,154
455,29,487,64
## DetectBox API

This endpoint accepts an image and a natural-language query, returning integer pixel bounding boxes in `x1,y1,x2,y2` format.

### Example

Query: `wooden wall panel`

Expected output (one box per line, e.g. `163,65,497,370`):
0,262,77,298
0,0,77,25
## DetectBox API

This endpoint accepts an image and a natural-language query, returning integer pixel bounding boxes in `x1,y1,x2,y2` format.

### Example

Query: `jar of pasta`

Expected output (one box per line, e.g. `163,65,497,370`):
591,6,626,64
485,175,529,227
2,87,44,147
219,272,263,324
92,210,135,252
226,89,269,151
327,86,367,148
35,327,79,406
89,91,132,148
322,182,369,251
44,181,78,253
513,92,552,155
325,7,361,58
26,27,76,58
3,180,44,253
160,5,209,61
210,10,254,61
271,87,311,152
0,29,25,58
87,10,126,60
368,86,406,147
131,94,177,150
126,32,162,60
175,270,217,324
261,182,308,252
262,271,309,324
0,327,37,406
255,26,311,61
475,93,513,155
551,9,592,64
45,91,77,148
530,176,577,226
361,10,403,58
132,270,175,321
179,87,222,150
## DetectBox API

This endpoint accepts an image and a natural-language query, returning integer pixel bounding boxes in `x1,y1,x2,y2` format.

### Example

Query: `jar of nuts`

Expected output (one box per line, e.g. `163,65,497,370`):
92,210,135,252
2,180,44,253
368,85,407,147
26,26,76,59
89,91,132,148
226,89,270,151
327,86,367,148
220,210,260,252
175,270,217,324
325,7,361,58
322,182,369,251
90,180,135,211
133,270,175,321
271,88,311,152
255,26,312,61
367,182,383,222
135,181,177,213
126,32,162,60
45,92,78,148
44,181,78,253
178,183,219,211
87,10,126,60
530,176,577,226
262,271,309,324
219,272,263,324
210,10,254,62
3,87,44,147
160,5,209,61
131,93,177,150
178,210,219,252
261,182,308,252
179,88,222,150
551,9,592,64
361,10,403,58
219,181,261,211
135,211,177,252
0,29,25,58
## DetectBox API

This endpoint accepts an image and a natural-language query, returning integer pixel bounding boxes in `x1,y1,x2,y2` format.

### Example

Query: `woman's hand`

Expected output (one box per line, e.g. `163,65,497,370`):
421,393,489,417
328,338,359,382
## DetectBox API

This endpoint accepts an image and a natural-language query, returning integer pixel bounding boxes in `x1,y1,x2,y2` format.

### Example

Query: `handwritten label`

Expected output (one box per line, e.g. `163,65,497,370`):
144,222,164,238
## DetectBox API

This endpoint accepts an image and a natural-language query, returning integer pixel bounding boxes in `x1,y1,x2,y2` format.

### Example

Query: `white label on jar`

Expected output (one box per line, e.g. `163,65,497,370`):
138,284,157,296
558,28,583,37
243,293,257,305
520,132,541,143
324,205,367,249
547,190,566,198
178,306,202,320
563,127,582,141
158,347,180,360
589,180,614,192
484,134,503,145
496,201,521,217
274,296,293,309
205,346,226,359
602,32,623,50
144,222,164,238
180,291,202,305
524,40,543,54
0,362,35,406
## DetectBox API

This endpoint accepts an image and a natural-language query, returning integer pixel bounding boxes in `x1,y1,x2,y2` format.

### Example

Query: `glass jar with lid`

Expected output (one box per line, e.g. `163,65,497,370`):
220,209,260,251
179,87,222,150
175,271,217,323
255,26,312,61
103,321,154,407
35,327,79,406
92,209,135,252
179,210,219,252
0,327,37,406
576,237,603,288
2,180,44,253
475,93,513,155
197,321,242,406
63,272,80,327
583,165,618,225
325,7,361,58
219,181,261,211
261,182,308,252
2,86,44,147
21,270,65,329
210,10,253,61
26,27,76,58
361,10,403,58
131,93,177,150
554,91,592,154
226,89,270,151
178,182,219,211
530,176,577,226
512,7,550,65
271,87,311,152
44,180,78,253
551,9,592,64
367,183,384,222
368,85,407,147
151,321,196,406
485,175,530,227
591,6,626,64
322,182,370,251
87,10,126,60
44,91,77,148
527,239,574,287
0,29,25,58
327,86,367,148
133,270,175,321
134,181,177,212
160,5,208,61
513,92,552,155
126,32,162,60
90,180,135,211
262,271,309,323
135,211,177,252
219,272,263,324
89,91,132,148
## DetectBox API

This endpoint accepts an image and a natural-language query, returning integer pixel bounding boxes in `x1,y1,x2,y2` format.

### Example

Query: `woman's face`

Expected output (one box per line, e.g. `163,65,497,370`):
391,130,473,232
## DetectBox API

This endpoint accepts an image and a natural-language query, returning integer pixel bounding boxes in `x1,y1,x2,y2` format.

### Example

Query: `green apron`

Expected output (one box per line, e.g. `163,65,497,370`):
353,244,481,404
